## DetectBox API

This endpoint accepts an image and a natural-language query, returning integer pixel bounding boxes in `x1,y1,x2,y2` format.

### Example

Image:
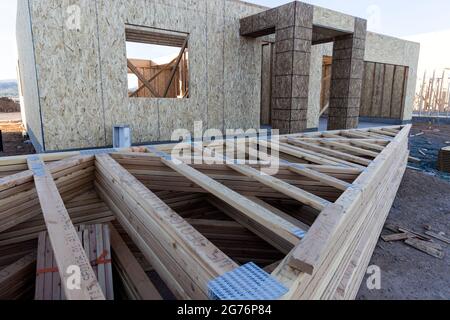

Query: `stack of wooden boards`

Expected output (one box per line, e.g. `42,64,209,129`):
0,125,412,300
109,223,162,300
0,251,36,300
270,125,409,299
35,224,114,300
382,224,447,259
438,146,450,173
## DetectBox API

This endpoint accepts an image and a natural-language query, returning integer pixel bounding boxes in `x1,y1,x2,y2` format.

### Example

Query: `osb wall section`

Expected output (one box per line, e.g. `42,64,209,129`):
20,0,419,150
28,0,106,151
99,0,263,146
16,0,43,152
25,0,265,151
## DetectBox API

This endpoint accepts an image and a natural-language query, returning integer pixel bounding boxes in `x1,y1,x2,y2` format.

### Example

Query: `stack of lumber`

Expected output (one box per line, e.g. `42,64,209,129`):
95,153,239,300
111,153,357,202
0,156,96,237
0,190,115,247
438,146,450,173
35,224,114,300
274,125,410,299
0,125,411,301
150,192,286,267
0,252,36,300
0,239,36,269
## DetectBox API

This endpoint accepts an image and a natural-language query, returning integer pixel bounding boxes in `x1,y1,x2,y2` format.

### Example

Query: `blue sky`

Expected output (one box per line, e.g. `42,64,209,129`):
1,0,450,80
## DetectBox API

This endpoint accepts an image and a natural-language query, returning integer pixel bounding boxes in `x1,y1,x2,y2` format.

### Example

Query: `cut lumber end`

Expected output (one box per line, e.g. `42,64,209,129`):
287,203,345,275
287,257,315,275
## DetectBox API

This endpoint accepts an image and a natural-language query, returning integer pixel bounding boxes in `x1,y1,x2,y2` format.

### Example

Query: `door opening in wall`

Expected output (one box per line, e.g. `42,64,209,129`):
260,42,274,128
125,26,190,99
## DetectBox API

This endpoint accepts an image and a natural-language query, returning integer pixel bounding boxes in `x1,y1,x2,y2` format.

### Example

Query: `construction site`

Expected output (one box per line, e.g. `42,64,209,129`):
0,0,448,302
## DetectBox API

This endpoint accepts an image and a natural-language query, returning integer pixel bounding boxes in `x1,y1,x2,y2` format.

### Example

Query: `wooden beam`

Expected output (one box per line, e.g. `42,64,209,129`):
109,224,162,300
256,139,349,167
163,37,189,97
27,156,105,300
357,130,392,140
288,163,351,192
226,163,331,211
339,131,376,140
347,140,385,152
287,203,344,275
0,155,93,193
130,56,178,97
0,251,36,300
283,125,410,280
146,147,303,247
320,141,379,158
95,153,237,295
369,128,398,138
247,196,310,231
286,138,372,166
127,60,159,97
281,141,366,169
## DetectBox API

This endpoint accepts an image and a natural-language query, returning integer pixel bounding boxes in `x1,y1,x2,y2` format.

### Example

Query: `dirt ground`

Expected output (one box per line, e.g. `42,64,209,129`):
0,114,35,157
357,122,450,300
408,122,450,181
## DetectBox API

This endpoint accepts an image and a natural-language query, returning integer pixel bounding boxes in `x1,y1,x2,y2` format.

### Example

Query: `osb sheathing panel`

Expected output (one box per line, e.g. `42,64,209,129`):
364,32,420,121
313,6,355,33
29,0,106,151
97,0,263,146
224,1,263,132
16,0,43,150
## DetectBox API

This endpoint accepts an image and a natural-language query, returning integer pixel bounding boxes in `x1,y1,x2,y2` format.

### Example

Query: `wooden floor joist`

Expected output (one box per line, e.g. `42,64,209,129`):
0,125,411,300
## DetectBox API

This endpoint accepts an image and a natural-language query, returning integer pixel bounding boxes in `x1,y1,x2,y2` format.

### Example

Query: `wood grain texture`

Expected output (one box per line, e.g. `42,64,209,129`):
27,156,104,300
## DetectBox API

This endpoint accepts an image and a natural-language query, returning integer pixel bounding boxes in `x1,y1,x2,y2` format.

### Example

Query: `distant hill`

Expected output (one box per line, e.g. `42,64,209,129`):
0,80,19,98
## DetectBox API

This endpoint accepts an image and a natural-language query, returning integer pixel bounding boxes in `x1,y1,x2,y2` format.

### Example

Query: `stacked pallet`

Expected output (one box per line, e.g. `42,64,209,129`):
35,224,114,300
438,146,450,173
0,152,80,178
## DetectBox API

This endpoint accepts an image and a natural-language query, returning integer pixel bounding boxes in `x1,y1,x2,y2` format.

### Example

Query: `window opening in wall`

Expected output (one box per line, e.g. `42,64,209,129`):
125,26,189,99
